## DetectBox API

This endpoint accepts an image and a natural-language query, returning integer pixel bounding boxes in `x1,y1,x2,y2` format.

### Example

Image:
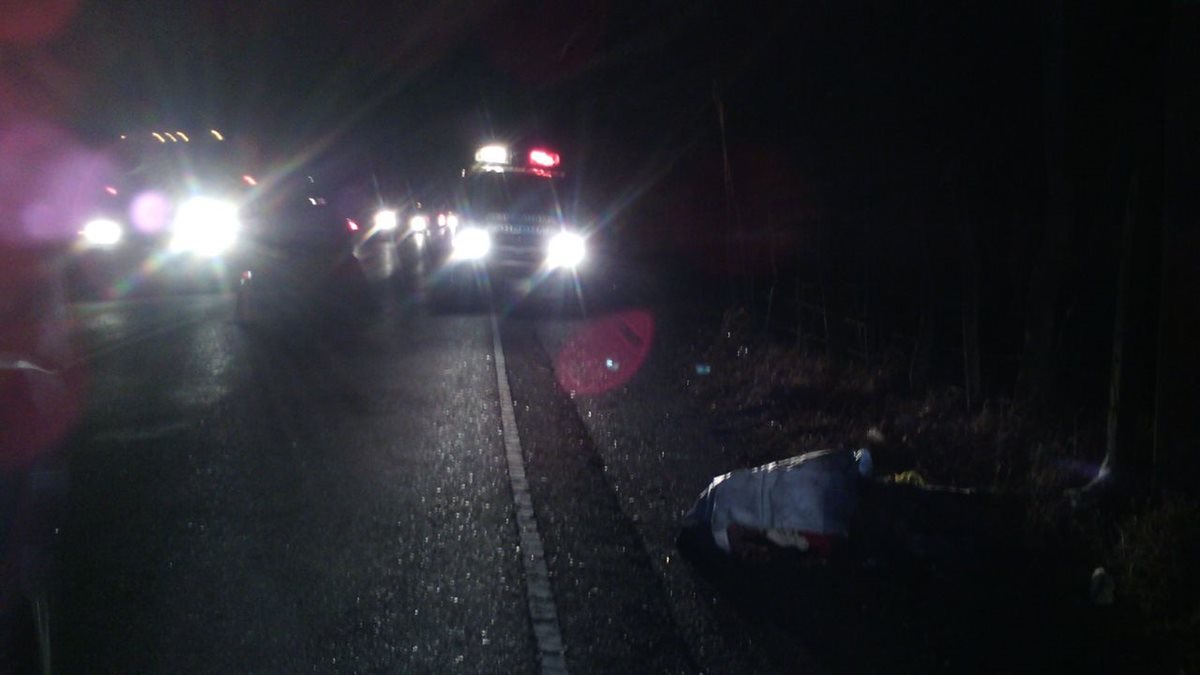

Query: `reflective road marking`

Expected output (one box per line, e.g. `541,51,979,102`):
490,313,569,675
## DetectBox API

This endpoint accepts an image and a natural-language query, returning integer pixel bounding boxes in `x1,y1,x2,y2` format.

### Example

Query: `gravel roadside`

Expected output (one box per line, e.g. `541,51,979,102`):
533,293,821,675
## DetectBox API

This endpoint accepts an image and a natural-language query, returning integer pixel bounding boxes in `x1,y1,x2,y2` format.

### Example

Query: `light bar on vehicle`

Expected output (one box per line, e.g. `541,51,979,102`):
475,144,509,164
528,149,560,168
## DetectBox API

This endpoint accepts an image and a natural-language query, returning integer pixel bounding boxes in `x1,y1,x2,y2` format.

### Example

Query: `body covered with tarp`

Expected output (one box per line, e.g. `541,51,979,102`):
681,449,871,557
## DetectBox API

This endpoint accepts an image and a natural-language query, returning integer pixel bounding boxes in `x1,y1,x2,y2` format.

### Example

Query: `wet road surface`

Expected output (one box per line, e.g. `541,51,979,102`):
51,264,757,674
61,299,538,672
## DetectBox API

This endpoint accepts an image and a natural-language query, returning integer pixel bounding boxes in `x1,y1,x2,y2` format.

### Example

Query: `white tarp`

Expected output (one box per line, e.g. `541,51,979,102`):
682,448,871,554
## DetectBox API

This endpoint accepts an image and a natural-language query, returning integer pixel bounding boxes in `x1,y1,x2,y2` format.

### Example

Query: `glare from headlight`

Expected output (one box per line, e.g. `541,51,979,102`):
81,218,123,246
409,215,429,232
374,209,398,231
170,197,240,256
547,231,586,269
451,227,491,261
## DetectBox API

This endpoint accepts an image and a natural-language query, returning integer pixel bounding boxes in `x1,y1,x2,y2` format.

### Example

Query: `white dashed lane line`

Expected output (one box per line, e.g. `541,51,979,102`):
490,313,570,675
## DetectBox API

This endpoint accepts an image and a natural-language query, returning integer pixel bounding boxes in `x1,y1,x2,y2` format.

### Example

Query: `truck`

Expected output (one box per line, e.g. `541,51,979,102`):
425,144,591,309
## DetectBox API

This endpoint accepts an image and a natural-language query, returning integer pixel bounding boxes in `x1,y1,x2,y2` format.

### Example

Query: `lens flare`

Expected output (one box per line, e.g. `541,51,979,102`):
130,191,171,234
555,310,655,395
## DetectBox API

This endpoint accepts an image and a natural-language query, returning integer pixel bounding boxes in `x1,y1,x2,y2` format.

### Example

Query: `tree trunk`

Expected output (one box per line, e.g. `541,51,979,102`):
713,78,741,306
961,218,982,412
1017,0,1073,405
910,219,934,392
1096,168,1162,493
817,214,842,362
1095,1,1167,493
1100,173,1137,486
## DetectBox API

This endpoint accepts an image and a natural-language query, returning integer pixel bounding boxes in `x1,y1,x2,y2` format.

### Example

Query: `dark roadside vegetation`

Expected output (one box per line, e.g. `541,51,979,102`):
589,2,1197,673
675,306,1193,674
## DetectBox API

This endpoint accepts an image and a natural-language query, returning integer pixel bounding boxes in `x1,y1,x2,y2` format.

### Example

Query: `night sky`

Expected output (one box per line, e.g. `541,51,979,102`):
2,1,1058,190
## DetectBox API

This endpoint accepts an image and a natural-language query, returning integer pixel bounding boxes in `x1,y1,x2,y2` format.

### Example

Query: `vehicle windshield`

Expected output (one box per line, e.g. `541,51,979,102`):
462,172,563,217
242,181,351,247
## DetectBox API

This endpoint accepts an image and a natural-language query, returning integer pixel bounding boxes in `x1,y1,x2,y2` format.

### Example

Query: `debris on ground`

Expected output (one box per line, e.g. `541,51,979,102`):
679,448,872,560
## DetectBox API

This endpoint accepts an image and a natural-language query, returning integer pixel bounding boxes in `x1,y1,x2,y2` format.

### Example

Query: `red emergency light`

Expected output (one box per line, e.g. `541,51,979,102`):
528,149,560,168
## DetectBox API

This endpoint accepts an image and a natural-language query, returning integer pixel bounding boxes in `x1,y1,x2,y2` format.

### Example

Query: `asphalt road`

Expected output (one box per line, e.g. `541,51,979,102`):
48,260,771,674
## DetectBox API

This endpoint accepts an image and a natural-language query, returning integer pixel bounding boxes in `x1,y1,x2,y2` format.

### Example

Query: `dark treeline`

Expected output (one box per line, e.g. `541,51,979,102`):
541,0,1187,493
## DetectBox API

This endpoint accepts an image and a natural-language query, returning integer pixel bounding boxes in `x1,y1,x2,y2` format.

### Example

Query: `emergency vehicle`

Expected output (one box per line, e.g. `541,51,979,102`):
426,143,589,305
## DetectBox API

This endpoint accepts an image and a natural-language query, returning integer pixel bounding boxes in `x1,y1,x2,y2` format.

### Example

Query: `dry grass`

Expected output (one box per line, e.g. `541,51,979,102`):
1111,494,1200,666
695,308,1098,490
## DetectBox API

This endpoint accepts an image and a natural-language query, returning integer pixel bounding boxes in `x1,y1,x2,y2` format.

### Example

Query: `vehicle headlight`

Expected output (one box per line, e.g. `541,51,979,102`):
409,214,429,232
374,209,398,231
546,231,586,269
80,218,123,246
451,227,491,261
169,197,240,256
